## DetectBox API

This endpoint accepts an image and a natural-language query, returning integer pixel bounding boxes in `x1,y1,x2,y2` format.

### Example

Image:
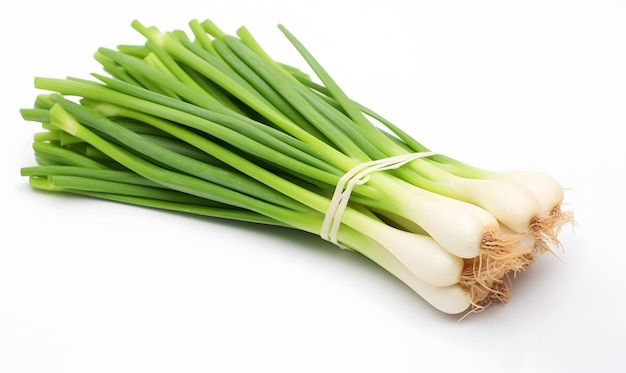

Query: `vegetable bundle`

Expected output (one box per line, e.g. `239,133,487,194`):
20,19,574,314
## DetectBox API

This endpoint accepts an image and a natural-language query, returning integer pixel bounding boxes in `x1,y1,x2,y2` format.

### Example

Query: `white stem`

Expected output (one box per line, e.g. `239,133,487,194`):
407,281,471,315
412,160,543,232
389,252,471,314
336,220,471,314
453,178,541,233
488,171,564,217
356,218,463,287
383,181,491,258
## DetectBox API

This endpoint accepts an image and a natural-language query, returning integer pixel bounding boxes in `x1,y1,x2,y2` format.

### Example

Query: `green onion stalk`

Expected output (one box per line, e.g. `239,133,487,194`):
19,19,574,314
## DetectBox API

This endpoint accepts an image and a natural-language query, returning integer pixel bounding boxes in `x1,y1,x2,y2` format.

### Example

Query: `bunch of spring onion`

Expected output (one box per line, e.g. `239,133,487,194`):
19,19,574,314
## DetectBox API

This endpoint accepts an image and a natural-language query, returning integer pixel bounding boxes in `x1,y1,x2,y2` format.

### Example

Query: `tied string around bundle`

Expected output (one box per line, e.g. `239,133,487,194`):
320,152,437,248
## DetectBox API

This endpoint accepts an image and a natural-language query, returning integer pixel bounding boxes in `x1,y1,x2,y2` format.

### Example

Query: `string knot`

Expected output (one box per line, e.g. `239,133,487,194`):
320,152,437,248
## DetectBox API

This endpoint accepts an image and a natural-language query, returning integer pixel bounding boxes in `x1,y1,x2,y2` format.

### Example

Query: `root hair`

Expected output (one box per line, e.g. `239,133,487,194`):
530,205,576,254
460,230,537,307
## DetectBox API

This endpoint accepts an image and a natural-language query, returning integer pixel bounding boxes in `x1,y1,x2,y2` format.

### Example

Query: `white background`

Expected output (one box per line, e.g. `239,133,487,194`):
1,1,624,372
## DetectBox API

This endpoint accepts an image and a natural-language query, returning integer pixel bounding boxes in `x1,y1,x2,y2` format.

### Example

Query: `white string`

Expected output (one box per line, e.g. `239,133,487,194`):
320,152,437,248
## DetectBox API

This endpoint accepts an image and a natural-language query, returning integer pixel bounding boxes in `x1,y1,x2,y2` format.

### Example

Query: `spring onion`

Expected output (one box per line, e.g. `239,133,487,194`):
19,19,574,314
